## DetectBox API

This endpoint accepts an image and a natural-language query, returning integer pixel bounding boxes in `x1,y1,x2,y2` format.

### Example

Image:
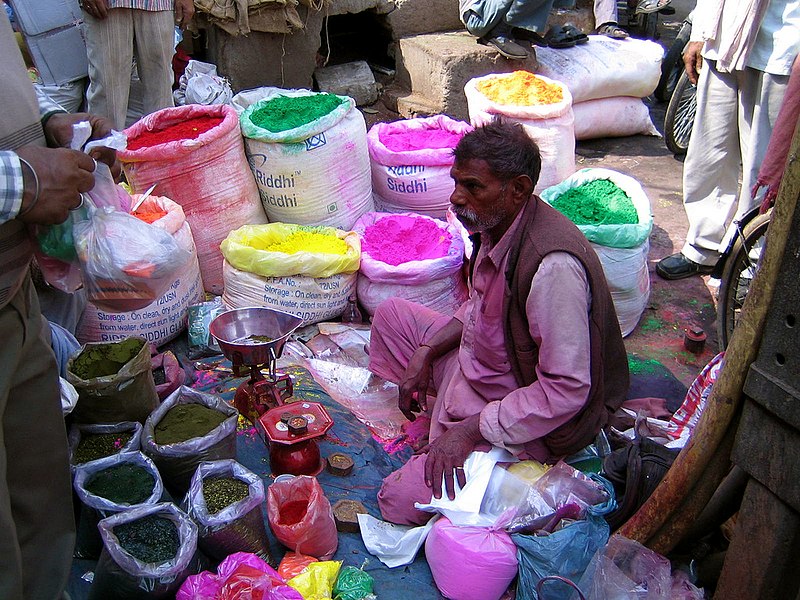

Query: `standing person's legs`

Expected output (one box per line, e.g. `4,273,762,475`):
680,61,742,266
593,0,618,25
0,278,74,600
132,10,175,117
84,9,135,130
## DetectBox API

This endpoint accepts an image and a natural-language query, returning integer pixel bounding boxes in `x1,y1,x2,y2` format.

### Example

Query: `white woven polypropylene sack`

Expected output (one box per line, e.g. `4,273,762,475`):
234,87,374,229
357,271,467,318
572,97,660,141
222,260,357,326
465,74,575,194
535,36,664,103
592,240,650,337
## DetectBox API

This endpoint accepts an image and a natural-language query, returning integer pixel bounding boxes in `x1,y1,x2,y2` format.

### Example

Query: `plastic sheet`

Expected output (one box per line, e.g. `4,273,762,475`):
142,386,238,496
66,337,159,424
267,475,338,560
90,502,201,600
177,552,303,600
184,459,273,563
73,452,164,559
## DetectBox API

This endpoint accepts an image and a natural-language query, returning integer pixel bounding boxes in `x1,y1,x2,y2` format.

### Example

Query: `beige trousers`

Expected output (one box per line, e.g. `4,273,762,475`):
0,277,74,600
84,8,175,130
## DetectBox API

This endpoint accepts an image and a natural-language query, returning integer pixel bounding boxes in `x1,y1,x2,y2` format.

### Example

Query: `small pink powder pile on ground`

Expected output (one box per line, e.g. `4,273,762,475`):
380,128,464,152
363,215,452,266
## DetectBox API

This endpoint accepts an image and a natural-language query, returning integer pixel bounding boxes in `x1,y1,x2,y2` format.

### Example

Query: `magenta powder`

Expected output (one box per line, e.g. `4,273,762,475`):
363,215,452,266
379,128,465,153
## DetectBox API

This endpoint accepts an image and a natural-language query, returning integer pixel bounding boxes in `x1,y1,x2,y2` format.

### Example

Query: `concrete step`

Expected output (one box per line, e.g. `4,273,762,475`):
393,4,595,121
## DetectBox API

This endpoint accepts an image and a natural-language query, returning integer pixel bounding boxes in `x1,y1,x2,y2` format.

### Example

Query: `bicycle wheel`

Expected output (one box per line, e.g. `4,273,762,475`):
654,21,690,102
716,211,772,349
664,70,696,155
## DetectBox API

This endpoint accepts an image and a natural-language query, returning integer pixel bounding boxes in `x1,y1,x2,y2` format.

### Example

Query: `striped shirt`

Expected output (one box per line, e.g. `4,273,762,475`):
0,89,65,224
107,0,174,10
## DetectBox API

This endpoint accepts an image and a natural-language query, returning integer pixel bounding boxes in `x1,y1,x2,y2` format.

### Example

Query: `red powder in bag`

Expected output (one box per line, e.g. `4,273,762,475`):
132,208,167,224
380,128,464,153
127,115,224,150
279,500,308,526
362,215,452,266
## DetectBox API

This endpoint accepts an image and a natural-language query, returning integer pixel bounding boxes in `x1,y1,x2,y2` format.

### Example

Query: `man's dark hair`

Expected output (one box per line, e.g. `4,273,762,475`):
453,118,541,185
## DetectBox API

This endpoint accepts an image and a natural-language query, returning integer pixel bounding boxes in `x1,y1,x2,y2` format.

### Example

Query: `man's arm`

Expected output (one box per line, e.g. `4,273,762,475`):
479,252,592,453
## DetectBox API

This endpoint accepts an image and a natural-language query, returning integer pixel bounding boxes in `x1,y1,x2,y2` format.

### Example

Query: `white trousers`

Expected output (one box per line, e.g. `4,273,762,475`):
84,8,175,130
681,59,788,266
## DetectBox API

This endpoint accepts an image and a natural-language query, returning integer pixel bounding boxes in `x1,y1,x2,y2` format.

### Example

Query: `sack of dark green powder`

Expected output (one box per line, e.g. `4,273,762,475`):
541,168,653,337
66,337,159,424
183,459,273,564
68,421,143,473
73,451,164,559
89,502,201,600
142,386,238,496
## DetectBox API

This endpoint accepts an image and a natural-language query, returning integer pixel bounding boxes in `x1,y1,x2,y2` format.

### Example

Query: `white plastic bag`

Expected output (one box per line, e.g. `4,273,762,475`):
357,513,439,568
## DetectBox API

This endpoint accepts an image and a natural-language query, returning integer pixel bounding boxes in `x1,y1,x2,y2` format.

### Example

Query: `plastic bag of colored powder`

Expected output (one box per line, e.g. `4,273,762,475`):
551,179,637,226
287,561,342,600
221,223,361,279
476,70,565,106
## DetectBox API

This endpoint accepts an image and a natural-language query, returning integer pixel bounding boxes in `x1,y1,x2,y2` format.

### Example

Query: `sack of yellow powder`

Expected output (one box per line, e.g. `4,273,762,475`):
220,223,360,326
465,71,575,194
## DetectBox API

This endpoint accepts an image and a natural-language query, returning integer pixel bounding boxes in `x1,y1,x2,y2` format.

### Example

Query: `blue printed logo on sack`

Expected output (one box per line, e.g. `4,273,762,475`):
305,133,327,151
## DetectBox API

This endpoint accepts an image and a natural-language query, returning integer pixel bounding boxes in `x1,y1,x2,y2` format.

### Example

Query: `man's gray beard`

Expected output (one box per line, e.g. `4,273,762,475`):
452,205,504,233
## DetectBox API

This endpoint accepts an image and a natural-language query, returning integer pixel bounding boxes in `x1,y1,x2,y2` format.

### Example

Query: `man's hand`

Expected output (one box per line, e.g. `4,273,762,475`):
45,112,120,179
683,41,704,85
79,0,109,20
398,345,434,421
15,146,96,225
175,0,195,28
424,414,484,500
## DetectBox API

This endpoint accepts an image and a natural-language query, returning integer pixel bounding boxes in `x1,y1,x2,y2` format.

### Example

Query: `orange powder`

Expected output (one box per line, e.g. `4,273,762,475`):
476,71,564,106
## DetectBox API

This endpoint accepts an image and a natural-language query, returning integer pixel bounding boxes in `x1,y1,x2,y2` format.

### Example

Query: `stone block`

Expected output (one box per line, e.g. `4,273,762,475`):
328,0,393,16
395,30,538,121
315,60,379,105
382,0,463,39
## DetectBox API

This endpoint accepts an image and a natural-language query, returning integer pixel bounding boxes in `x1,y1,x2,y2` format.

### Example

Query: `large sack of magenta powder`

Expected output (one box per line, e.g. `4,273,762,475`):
353,212,467,317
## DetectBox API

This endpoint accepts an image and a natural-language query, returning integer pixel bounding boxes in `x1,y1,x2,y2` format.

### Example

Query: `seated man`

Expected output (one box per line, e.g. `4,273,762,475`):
369,120,630,525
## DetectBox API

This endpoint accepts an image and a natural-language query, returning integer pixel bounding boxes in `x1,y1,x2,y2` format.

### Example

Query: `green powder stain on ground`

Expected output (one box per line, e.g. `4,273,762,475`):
115,515,179,563
70,338,144,379
84,463,155,504
202,477,249,514
552,179,638,225
250,94,345,133
628,355,666,376
154,403,228,445
639,316,664,332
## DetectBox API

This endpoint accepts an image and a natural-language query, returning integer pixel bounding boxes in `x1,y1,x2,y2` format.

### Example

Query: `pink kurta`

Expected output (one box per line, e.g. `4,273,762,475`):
369,212,594,524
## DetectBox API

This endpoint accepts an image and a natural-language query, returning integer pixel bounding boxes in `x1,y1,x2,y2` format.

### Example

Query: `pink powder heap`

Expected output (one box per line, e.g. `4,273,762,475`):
363,215,452,266
380,128,464,153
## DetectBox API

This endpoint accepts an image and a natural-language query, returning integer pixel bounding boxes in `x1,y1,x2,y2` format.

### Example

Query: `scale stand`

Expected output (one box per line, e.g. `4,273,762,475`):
231,346,294,425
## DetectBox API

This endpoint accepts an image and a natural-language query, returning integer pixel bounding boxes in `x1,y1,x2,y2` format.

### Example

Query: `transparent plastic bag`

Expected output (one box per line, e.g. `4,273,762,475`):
73,203,192,313
142,386,238,496
68,421,143,471
267,475,338,560
90,502,201,600
184,459,273,563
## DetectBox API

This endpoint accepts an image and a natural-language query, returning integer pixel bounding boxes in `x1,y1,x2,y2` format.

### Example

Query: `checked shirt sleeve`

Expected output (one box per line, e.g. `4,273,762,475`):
0,152,23,225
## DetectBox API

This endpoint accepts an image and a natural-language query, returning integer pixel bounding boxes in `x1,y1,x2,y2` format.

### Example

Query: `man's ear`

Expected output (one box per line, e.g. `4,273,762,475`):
509,174,534,203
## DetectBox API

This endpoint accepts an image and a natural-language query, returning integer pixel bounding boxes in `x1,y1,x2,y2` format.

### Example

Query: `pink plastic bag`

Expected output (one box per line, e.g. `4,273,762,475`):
425,516,518,600
177,552,303,600
266,476,338,560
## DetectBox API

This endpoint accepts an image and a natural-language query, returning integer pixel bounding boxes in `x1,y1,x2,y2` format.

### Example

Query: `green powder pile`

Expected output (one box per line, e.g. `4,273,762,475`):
70,338,144,379
551,179,638,226
115,515,179,564
73,432,134,464
202,476,249,514
84,463,155,504
250,94,345,133
154,403,228,445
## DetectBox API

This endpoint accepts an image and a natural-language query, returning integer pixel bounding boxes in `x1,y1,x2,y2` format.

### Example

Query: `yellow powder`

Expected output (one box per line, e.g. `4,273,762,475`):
476,71,564,106
264,231,348,255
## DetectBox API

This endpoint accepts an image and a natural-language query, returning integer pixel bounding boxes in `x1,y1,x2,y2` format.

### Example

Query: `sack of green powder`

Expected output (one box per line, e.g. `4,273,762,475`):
90,502,201,600
142,386,238,496
232,87,374,230
541,168,653,337
183,459,273,564
73,451,164,559
352,212,468,317
66,337,159,424
220,223,361,326
68,421,143,472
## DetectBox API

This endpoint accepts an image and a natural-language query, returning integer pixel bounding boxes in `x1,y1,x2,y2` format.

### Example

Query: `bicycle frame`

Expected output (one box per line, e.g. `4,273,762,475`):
710,206,765,279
